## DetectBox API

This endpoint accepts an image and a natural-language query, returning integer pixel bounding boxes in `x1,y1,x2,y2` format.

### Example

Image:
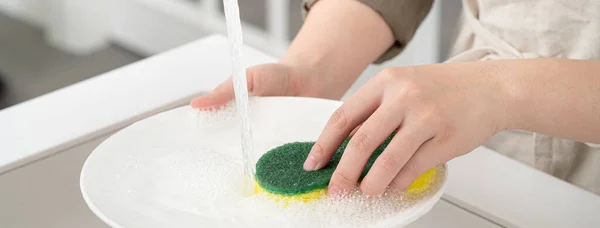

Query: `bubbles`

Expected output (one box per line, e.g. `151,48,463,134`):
242,165,446,227
118,141,445,228
192,102,237,126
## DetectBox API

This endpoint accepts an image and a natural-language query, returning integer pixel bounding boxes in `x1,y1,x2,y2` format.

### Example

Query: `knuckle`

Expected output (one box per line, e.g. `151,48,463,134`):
378,153,400,173
403,80,425,98
329,108,349,130
389,175,407,190
310,143,325,159
380,66,416,80
434,154,452,166
390,162,422,191
374,68,397,85
349,124,362,136
379,68,397,79
375,67,398,86
419,103,441,123
389,178,402,190
403,162,421,180
435,125,456,144
331,169,356,187
348,132,374,152
389,82,424,103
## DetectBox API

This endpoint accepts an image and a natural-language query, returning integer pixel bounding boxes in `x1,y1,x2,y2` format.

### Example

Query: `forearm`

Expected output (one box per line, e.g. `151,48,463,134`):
280,0,394,98
498,58,600,143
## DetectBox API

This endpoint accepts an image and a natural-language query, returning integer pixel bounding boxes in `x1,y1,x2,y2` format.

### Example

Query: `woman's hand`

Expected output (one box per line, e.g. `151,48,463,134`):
190,63,334,108
304,62,510,196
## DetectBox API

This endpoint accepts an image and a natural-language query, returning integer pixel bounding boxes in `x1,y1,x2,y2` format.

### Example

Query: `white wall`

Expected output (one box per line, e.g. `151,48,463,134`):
0,0,462,62
0,0,111,55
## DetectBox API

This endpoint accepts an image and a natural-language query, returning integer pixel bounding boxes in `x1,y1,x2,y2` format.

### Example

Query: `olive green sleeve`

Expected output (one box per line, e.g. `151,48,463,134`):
301,0,434,64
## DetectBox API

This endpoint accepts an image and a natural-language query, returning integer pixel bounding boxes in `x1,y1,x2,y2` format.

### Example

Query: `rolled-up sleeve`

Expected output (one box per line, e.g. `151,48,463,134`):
301,0,433,63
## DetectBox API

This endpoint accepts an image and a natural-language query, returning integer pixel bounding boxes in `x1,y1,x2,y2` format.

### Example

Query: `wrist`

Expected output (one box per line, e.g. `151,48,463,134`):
275,0,393,99
485,60,526,132
279,51,330,74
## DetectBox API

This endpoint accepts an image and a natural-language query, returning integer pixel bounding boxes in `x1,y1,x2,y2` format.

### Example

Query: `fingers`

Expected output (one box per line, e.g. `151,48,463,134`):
359,121,435,196
303,81,382,172
190,64,296,109
191,65,267,109
190,77,237,108
388,137,451,191
327,101,404,195
349,123,363,136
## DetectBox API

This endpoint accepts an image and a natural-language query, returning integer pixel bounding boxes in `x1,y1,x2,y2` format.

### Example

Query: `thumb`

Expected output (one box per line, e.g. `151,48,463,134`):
190,77,236,108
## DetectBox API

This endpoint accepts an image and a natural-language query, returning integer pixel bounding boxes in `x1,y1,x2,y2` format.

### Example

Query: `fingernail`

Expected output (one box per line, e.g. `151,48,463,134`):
303,154,319,171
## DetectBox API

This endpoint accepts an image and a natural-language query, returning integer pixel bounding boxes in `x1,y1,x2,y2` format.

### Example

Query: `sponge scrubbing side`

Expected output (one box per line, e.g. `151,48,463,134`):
255,134,397,196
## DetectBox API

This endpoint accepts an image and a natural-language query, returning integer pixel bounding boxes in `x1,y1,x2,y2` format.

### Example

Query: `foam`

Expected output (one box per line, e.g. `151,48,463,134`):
115,143,445,228
192,102,237,126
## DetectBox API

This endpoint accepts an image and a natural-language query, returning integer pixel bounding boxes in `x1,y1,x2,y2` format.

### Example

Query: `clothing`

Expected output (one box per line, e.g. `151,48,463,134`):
302,0,600,195
302,0,433,63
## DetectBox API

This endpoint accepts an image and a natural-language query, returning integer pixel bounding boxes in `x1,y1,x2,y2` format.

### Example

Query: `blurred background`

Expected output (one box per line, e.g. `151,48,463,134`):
0,0,462,110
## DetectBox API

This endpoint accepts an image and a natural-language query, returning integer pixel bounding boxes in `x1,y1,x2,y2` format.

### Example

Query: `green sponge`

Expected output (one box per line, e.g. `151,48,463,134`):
255,134,395,196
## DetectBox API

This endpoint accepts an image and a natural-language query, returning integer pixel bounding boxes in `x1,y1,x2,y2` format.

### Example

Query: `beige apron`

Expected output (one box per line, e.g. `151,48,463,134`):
445,0,600,195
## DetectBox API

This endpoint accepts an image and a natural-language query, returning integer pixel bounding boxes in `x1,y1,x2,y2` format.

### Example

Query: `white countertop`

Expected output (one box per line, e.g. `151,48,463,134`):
2,34,600,227
0,34,273,173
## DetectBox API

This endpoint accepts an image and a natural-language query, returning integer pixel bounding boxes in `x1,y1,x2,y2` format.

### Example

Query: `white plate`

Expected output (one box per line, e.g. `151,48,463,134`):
80,96,448,228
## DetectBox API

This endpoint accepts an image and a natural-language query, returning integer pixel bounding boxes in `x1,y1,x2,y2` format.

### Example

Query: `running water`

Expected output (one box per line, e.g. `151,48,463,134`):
223,0,255,196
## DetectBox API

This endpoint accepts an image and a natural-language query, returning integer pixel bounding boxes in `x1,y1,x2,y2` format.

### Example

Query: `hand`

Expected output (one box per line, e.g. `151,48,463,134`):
190,63,332,108
303,62,509,196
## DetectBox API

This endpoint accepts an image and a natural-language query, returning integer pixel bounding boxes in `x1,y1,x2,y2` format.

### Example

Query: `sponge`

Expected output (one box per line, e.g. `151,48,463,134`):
254,133,438,203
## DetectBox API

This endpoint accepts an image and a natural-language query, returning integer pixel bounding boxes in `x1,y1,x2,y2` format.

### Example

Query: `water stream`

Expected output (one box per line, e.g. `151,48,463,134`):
223,0,255,196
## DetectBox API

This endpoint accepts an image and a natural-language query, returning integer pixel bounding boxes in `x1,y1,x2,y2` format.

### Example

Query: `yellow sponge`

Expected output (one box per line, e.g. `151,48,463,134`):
254,167,437,206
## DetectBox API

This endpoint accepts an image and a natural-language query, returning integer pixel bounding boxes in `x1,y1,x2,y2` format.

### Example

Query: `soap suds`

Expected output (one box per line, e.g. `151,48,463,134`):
97,99,446,228
117,144,445,228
